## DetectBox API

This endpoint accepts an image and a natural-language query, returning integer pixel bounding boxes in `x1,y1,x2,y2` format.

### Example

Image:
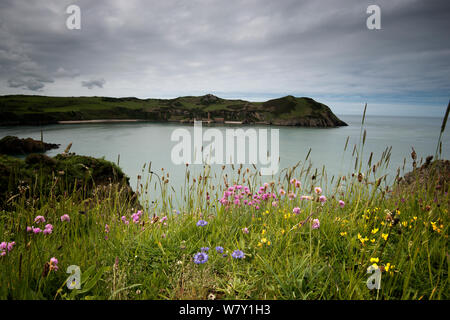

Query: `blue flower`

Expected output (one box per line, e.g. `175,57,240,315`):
196,220,208,227
231,250,245,259
193,252,209,264
201,247,210,252
215,246,224,254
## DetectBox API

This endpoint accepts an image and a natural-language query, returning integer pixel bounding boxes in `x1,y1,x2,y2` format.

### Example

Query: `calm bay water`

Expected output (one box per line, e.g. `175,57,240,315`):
1,114,448,201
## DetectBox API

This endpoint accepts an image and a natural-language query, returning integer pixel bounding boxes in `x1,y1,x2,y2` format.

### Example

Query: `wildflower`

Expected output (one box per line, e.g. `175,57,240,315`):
272,201,278,207
242,227,249,234
261,237,267,244
34,216,45,224
340,232,347,236
292,207,301,214
0,242,7,251
261,229,266,235
160,216,168,223
193,252,208,264
60,214,70,222
215,246,224,253
231,250,245,259
279,188,286,196
312,219,320,229
371,228,379,234
288,192,296,200
26,226,32,232
196,220,208,227
370,257,379,263
32,227,42,234
300,195,312,200
338,200,345,208
208,293,216,300
201,247,209,252
319,195,327,203
358,233,369,244
385,263,392,272
105,224,110,233
0,251,5,257
314,187,322,195
49,257,59,271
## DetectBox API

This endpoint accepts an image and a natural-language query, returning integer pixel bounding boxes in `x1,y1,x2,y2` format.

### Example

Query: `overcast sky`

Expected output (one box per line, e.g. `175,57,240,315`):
0,0,449,116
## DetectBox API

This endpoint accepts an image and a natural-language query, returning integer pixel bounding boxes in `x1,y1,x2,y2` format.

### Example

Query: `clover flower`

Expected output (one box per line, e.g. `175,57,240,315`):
293,207,301,214
193,252,208,264
338,200,345,208
60,214,70,222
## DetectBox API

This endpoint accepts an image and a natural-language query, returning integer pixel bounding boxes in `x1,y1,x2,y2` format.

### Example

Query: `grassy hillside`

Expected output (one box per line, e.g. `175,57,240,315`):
0,94,347,127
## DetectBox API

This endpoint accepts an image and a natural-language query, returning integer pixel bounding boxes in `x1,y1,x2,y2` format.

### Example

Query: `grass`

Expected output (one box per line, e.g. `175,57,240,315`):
0,108,448,300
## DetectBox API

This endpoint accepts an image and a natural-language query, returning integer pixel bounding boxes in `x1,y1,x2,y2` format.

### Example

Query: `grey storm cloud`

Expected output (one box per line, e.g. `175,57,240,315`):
81,78,105,89
0,0,448,114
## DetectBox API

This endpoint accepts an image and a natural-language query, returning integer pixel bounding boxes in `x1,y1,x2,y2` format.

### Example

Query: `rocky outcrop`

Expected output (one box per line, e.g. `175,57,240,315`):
0,136,60,155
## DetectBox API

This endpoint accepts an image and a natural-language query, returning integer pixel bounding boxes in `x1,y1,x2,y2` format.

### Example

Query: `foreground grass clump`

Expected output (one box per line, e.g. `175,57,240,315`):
0,153,448,300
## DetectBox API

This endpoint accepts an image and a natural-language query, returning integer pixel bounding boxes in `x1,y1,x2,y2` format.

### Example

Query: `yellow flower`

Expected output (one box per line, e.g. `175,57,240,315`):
267,241,271,246
385,263,391,272
261,237,267,243
370,239,376,243
340,232,347,237
371,263,378,269
281,229,285,235
381,233,388,241
402,221,407,227
371,228,379,234
262,229,266,235
370,257,379,263
381,221,385,226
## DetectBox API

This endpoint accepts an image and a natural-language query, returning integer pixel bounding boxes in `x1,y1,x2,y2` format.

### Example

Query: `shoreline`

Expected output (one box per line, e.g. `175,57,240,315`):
57,119,145,124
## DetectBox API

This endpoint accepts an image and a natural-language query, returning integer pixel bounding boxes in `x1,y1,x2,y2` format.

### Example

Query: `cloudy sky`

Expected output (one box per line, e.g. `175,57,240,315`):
0,0,449,116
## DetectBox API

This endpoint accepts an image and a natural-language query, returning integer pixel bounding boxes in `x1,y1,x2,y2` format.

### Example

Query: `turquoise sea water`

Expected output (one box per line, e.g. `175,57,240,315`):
1,114,448,202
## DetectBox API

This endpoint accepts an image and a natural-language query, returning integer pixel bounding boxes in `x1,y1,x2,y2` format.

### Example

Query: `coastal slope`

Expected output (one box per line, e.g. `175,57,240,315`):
0,94,347,127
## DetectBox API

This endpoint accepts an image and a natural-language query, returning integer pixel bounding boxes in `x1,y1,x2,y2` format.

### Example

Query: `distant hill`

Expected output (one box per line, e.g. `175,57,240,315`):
0,94,347,127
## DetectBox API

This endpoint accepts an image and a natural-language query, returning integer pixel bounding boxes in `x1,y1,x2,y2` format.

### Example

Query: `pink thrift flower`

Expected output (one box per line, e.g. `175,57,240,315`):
34,215,45,224
290,178,296,184
26,226,32,232
0,242,6,250
314,187,322,195
60,214,70,222
279,188,286,196
295,180,301,188
312,219,320,229
160,216,168,222
0,251,5,257
288,192,296,200
32,227,42,234
293,207,301,214
49,257,59,271
301,195,312,200
7,242,15,251
272,201,278,207
339,200,345,208
319,196,327,203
